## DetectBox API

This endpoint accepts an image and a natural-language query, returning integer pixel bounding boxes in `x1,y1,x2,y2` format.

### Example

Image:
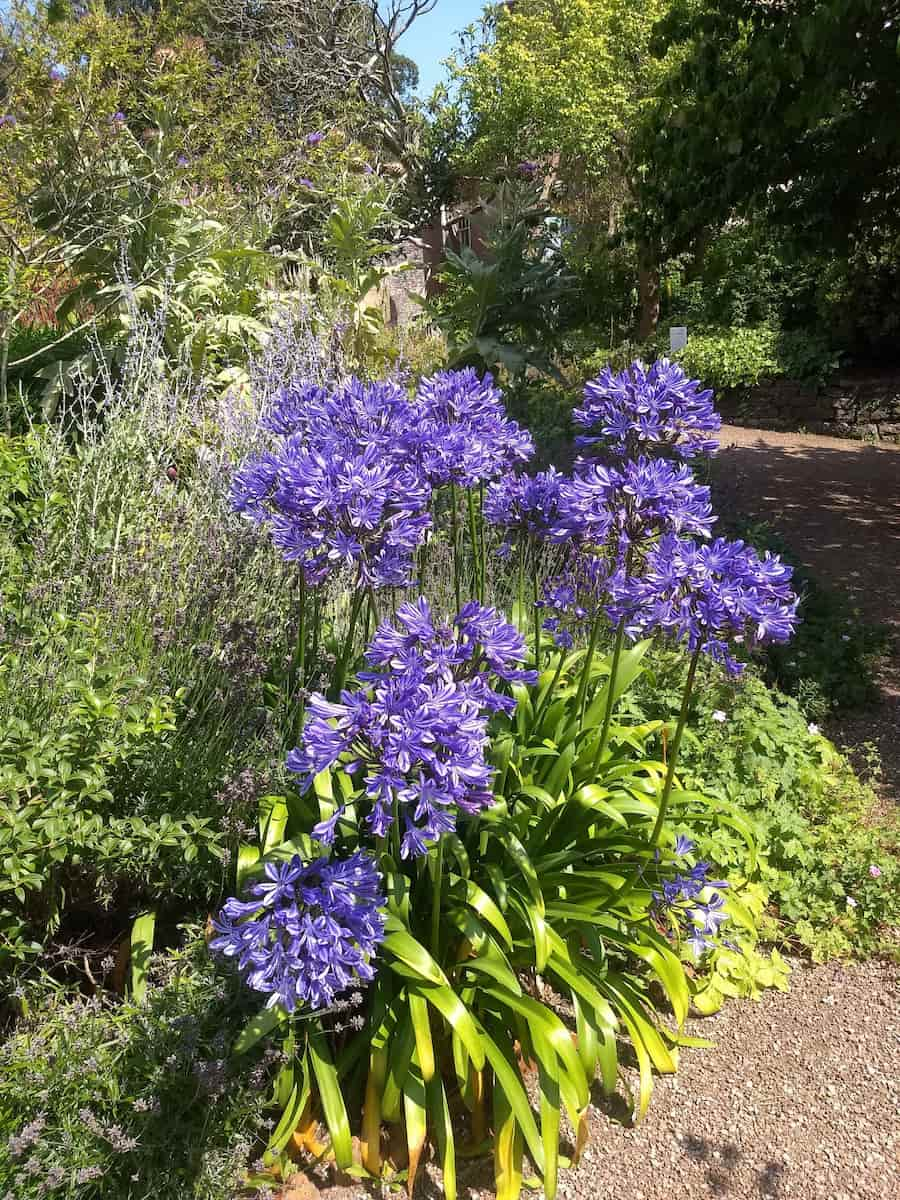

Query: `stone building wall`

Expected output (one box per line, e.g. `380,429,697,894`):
718,369,900,441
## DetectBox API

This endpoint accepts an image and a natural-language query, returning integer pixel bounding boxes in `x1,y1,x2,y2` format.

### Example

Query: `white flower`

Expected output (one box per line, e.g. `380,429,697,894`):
711,710,727,723
841,634,851,642
845,896,857,909
808,722,820,735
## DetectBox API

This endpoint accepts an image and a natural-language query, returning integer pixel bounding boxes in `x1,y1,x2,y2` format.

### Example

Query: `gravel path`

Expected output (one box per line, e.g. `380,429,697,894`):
714,425,900,808
560,958,899,1200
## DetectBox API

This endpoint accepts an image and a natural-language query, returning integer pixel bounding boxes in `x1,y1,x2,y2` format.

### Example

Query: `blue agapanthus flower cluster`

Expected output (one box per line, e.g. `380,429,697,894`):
653,838,730,958
232,370,535,588
287,599,536,858
210,851,385,1011
574,358,721,461
483,467,565,539
536,554,610,649
558,457,715,546
607,534,799,674
409,368,535,487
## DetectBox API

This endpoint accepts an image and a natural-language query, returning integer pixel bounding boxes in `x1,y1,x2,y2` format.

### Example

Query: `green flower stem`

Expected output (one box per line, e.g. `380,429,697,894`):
450,483,461,613
575,614,603,723
430,838,444,956
649,643,702,848
532,652,566,732
296,571,307,734
532,547,542,668
517,539,526,630
331,587,366,699
467,487,482,603
479,482,487,602
590,617,626,778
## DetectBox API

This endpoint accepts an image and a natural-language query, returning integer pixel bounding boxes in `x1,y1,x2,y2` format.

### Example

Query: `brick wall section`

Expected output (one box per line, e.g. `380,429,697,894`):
718,369,900,441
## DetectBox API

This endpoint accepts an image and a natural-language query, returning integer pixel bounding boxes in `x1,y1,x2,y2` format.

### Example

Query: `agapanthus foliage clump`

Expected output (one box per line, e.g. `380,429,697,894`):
211,851,385,1011
608,534,799,674
287,599,536,858
574,358,721,461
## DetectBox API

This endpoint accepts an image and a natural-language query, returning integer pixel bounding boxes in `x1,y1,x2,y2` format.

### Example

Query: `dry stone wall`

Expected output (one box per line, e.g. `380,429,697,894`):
718,369,900,441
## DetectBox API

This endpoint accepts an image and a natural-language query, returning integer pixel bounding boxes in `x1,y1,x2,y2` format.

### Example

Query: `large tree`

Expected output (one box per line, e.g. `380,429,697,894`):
448,0,672,336
639,0,900,263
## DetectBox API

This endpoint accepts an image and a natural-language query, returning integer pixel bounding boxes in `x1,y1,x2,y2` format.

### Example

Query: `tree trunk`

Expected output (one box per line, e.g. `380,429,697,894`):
637,245,660,341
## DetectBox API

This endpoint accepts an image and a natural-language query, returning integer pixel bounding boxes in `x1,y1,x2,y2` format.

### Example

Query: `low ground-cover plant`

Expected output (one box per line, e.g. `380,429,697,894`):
632,656,900,962
0,937,274,1200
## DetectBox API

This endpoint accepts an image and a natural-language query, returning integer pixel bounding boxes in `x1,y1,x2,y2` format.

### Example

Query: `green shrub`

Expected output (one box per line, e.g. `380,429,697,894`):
0,937,273,1200
633,658,900,962
583,325,840,391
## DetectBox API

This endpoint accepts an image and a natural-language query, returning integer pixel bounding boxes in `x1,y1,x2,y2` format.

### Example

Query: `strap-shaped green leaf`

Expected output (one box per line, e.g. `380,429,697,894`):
410,981,485,1071
408,991,435,1083
308,1030,353,1168
426,1072,457,1200
234,1003,289,1055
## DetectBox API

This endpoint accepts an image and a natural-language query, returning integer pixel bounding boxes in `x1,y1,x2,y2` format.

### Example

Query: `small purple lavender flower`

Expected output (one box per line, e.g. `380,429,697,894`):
49,63,69,82
176,153,189,166
574,359,721,461
608,534,798,675
288,599,535,857
516,161,539,177
0,114,17,128
298,178,314,190
305,131,325,146
110,111,126,124
211,851,385,1011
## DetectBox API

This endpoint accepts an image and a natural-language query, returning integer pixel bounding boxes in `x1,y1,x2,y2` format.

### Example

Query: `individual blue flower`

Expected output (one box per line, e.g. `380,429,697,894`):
210,851,385,1011
409,369,534,488
653,859,729,959
49,63,69,82
305,131,325,146
608,534,798,675
288,599,535,858
574,358,720,461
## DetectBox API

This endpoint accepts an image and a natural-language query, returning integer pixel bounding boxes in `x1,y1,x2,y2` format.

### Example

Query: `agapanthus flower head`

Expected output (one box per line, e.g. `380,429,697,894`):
232,438,430,588
558,456,715,546
211,850,385,1011
287,599,535,858
536,552,611,648
608,534,799,674
484,467,566,541
574,358,720,461
653,858,729,958
410,369,534,487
